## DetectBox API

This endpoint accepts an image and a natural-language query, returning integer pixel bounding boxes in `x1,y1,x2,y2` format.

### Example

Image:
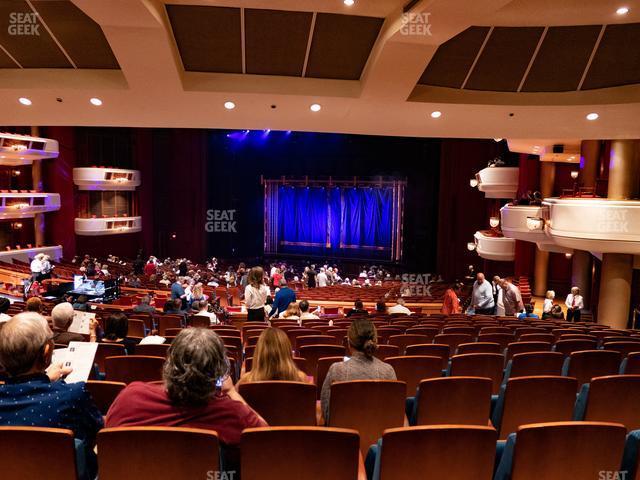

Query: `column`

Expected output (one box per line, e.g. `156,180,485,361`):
597,140,639,328
31,126,45,247
570,140,600,307
533,161,555,296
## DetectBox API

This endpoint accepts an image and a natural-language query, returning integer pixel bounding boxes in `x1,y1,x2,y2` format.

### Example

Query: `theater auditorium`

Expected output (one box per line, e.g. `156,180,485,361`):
0,0,639,479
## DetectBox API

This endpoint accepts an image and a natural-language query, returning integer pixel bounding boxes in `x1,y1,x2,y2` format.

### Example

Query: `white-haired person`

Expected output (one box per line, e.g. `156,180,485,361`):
52,302,98,345
0,312,103,478
565,286,584,322
542,290,555,320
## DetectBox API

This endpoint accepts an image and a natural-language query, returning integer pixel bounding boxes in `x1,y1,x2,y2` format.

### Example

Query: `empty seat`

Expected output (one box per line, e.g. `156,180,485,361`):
504,341,552,362
574,375,640,431
519,333,555,343
388,334,430,355
492,376,577,440
405,344,450,370
241,427,360,480
328,380,406,453
602,341,640,358
86,380,126,415
238,381,316,426
386,355,443,396
405,327,439,340
157,316,183,336
127,319,146,337
373,344,400,360
449,353,504,394
477,333,516,350
371,425,497,480
442,326,475,336
415,377,492,426
494,422,627,480
299,345,346,376
295,335,340,350
456,342,501,355
506,352,565,380
98,427,219,480
376,328,403,344
433,334,472,350
93,343,126,374
562,350,622,391
134,343,170,358
0,427,78,480
104,355,165,384
479,326,512,335
554,339,597,357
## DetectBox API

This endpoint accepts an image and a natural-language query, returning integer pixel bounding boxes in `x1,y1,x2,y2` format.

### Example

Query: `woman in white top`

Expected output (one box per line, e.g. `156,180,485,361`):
565,286,584,322
542,290,555,319
244,266,271,322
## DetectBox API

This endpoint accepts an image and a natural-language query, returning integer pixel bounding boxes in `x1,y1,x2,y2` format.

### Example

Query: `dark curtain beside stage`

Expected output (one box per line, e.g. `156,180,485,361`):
268,185,398,260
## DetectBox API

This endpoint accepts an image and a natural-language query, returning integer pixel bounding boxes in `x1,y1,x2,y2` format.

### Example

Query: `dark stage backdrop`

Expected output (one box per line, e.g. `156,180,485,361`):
205,131,441,271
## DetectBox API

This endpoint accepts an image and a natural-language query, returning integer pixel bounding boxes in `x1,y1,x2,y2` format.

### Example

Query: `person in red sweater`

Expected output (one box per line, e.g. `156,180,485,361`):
441,282,462,315
143,258,157,276
106,328,266,470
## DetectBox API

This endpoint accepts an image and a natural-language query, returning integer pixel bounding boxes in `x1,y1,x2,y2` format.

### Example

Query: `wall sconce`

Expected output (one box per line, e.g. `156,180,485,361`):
565,252,573,259
469,178,478,188
489,216,500,228
467,242,476,251
11,222,23,230
526,216,544,231
570,170,579,180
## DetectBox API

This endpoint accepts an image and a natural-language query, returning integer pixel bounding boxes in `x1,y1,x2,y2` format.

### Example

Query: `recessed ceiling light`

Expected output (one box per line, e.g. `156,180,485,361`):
310,103,322,112
344,0,355,5
616,6,629,15
18,97,32,106
90,97,102,106
430,111,442,118
586,112,599,121
493,138,503,142
224,101,235,110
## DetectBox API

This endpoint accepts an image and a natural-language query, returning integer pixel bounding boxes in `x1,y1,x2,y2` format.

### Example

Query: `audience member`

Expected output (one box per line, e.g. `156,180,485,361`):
565,286,584,322
299,300,319,321
25,296,43,313
237,328,308,384
441,283,462,315
542,290,555,319
518,303,540,320
52,302,97,345
269,278,296,318
320,318,396,421
471,273,495,315
193,300,218,325
388,297,411,315
244,267,270,322
346,299,368,317
132,295,156,314
550,304,565,320
280,302,301,320
501,279,524,316
0,297,11,323
375,300,388,314
100,312,136,354
72,295,89,312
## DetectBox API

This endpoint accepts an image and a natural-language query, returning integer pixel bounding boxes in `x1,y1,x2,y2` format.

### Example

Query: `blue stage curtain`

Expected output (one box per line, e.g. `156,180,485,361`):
278,186,327,246
341,188,392,249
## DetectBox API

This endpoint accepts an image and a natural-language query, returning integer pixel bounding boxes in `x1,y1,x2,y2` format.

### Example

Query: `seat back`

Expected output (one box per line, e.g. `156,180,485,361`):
128,319,146,337
316,356,344,398
373,344,400,360
328,380,406,454
434,333,473,349
584,375,640,431
157,316,183,336
388,334,430,355
477,333,516,350
519,333,555,343
505,341,552,362
553,339,598,356
602,341,640,358
94,343,126,373
86,380,126,415
508,422,626,480
299,345,346,376
385,355,443,396
416,377,492,426
98,427,219,480
295,335,339,350
134,343,170,358
0,427,77,480
241,427,359,480
457,342,502,355
238,381,317,426
189,315,211,328
378,426,497,480
509,352,565,379
449,353,504,394
497,376,577,440
405,344,450,369
566,350,622,391
104,355,165,383
624,352,640,374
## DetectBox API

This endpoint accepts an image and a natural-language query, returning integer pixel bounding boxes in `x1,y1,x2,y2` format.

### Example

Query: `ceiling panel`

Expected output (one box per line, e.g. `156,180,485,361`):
32,0,118,69
582,23,640,90
465,26,544,92
305,13,383,80
245,9,312,77
418,26,490,88
167,4,242,73
522,25,601,92
0,0,71,68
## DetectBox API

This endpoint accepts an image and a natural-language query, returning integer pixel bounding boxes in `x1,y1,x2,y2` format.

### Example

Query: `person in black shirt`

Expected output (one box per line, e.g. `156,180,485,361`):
346,299,368,317
306,265,317,288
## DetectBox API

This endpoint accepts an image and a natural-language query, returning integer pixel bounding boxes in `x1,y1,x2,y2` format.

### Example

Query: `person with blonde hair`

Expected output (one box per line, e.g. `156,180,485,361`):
244,266,270,322
280,301,301,320
237,328,308,385
542,290,555,319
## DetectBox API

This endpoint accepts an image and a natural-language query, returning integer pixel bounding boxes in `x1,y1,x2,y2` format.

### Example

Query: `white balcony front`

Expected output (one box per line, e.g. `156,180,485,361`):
544,198,640,255
0,133,59,165
75,216,142,236
73,168,141,191
0,193,61,219
0,245,62,263
500,203,573,254
474,167,519,199
473,230,516,261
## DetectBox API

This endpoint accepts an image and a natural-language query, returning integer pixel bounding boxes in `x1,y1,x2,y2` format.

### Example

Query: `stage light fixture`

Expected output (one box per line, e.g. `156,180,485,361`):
469,178,478,188
526,216,544,231
467,242,476,251
310,103,322,112
489,216,500,228
18,97,32,106
90,97,103,106
430,111,442,118
586,112,599,121
344,0,355,5
224,101,235,110
617,6,629,15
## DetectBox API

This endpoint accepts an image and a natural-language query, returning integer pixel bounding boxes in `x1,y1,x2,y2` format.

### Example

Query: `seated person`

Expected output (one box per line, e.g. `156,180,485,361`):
299,300,319,321
279,302,301,320
0,297,11,322
518,303,540,320
25,297,44,313
52,302,98,345
99,312,136,355
192,300,218,325
375,300,388,314
132,295,156,315
72,295,89,312
237,327,308,385
0,312,103,477
387,298,411,315
550,304,565,320
106,328,266,469
346,299,368,317
321,318,396,421
163,298,187,323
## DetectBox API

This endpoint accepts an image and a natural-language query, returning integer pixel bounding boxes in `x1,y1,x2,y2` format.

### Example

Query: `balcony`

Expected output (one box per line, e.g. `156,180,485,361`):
0,133,59,165
544,198,640,255
472,167,519,199
75,216,142,236
0,245,62,263
473,230,516,261
500,203,573,254
73,167,141,191
0,192,61,219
